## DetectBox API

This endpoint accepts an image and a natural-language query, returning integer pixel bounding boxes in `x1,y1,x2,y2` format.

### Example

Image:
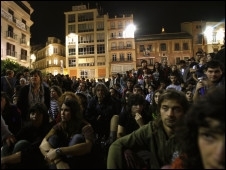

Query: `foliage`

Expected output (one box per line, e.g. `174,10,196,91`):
1,59,28,76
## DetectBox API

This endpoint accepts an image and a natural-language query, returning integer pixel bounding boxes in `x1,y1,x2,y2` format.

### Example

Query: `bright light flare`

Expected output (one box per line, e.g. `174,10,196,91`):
123,24,136,38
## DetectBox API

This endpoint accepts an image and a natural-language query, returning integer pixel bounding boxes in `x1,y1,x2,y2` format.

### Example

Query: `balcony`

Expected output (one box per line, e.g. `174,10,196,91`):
111,58,133,63
6,50,17,57
20,55,27,61
20,38,27,46
6,31,17,41
110,46,132,50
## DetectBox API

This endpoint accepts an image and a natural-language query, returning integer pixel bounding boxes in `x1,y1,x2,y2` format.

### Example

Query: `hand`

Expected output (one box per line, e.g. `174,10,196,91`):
135,113,144,127
5,135,16,147
45,148,57,162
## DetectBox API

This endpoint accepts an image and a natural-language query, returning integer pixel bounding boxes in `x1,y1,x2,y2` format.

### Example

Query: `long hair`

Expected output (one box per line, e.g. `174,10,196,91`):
61,98,83,136
176,86,225,168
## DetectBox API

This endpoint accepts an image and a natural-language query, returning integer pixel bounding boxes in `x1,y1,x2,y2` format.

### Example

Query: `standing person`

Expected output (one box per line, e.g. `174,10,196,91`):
193,60,224,101
48,85,62,126
164,86,225,169
166,73,182,91
75,81,92,102
152,62,164,88
178,60,192,84
17,69,50,125
107,89,189,169
1,69,15,100
137,60,152,81
161,59,172,86
1,103,52,169
39,98,95,169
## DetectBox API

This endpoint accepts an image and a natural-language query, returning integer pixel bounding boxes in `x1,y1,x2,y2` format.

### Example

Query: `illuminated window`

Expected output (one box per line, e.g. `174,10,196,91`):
53,59,58,65
68,58,76,67
127,53,132,61
112,54,117,61
69,48,76,55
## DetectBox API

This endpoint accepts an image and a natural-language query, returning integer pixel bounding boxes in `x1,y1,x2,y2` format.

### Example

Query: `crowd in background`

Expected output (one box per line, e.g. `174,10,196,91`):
1,48,225,169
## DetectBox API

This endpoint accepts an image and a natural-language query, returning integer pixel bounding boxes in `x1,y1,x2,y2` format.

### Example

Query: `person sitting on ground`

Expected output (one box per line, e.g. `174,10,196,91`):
107,89,189,169
163,86,225,169
1,91,22,136
1,115,16,147
39,98,95,169
117,93,151,139
1,103,52,169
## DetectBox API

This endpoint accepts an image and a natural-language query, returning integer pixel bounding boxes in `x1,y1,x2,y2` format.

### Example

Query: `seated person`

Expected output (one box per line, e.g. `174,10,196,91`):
107,89,189,169
117,93,150,139
39,98,95,169
164,86,225,169
1,103,52,169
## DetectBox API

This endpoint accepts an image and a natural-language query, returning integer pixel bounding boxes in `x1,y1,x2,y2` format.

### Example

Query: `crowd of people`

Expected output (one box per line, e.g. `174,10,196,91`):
1,49,225,169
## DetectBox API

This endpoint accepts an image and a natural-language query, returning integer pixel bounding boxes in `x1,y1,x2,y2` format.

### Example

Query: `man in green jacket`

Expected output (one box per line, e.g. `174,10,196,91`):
107,89,189,169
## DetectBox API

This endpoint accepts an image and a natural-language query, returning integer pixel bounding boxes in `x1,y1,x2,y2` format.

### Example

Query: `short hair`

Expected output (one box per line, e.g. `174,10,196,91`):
6,70,14,75
157,89,189,114
30,69,43,82
204,60,224,71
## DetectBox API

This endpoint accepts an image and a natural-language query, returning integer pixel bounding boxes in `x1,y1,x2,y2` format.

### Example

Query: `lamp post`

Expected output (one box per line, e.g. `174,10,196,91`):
30,54,36,68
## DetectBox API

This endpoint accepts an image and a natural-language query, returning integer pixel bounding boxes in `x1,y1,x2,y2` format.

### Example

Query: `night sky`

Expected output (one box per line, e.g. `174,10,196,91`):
28,1,225,45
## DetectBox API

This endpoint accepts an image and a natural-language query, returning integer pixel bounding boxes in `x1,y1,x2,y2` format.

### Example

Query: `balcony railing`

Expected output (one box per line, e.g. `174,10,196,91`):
20,38,27,45
6,31,17,40
6,50,16,57
111,58,133,62
20,55,27,61
111,46,132,50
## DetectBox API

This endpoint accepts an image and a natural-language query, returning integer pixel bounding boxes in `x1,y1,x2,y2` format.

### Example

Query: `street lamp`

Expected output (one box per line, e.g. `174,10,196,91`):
30,54,36,68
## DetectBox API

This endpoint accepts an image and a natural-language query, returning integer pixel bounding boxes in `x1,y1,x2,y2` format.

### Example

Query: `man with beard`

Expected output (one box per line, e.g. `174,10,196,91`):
193,60,224,101
107,89,189,169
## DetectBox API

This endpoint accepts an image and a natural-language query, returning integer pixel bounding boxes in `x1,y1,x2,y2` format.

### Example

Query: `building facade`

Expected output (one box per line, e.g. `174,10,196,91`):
108,14,136,75
28,3,225,79
1,1,34,67
32,37,65,75
181,21,225,60
135,29,193,69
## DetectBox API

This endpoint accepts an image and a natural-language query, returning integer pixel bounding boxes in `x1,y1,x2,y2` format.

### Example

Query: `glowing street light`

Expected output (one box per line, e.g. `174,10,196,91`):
30,54,36,68
123,24,136,38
